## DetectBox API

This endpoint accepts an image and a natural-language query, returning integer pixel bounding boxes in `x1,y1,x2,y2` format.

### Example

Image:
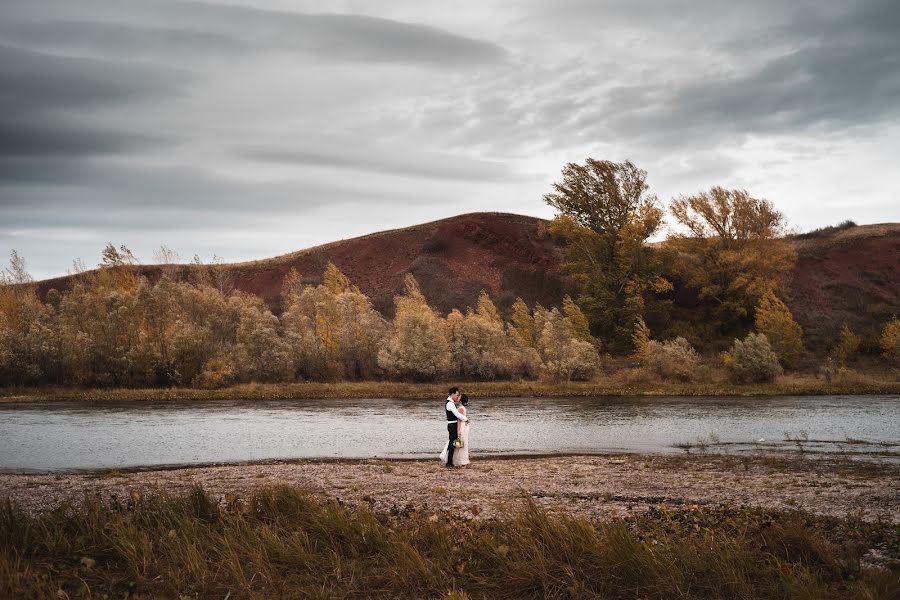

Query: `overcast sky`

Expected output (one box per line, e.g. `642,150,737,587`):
2,0,899,279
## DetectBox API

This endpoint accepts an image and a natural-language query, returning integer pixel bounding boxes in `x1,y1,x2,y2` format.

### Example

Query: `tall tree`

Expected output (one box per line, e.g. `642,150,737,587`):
544,159,666,348
669,187,795,335
538,308,601,381
509,297,536,348
281,264,386,380
754,291,804,368
631,317,651,361
377,274,451,382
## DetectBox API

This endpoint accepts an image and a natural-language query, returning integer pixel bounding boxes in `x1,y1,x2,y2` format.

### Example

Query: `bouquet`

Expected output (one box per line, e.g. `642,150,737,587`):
453,439,464,448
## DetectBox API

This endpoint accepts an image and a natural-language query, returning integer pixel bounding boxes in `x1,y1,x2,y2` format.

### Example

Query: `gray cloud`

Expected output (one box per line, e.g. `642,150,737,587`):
0,0,897,279
0,19,248,61
0,44,184,114
548,0,900,152
0,44,181,167
0,0,506,67
238,144,511,182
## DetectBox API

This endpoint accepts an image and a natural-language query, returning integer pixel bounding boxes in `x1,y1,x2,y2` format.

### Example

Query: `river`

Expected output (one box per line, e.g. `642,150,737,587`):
1,395,898,472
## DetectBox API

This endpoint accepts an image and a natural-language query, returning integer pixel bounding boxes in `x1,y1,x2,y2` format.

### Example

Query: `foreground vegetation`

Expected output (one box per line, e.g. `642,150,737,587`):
2,372,899,403
2,485,897,599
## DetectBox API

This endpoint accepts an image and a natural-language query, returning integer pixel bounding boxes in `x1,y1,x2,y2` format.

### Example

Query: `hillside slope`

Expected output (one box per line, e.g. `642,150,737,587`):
32,214,899,343
34,213,573,317
787,223,900,342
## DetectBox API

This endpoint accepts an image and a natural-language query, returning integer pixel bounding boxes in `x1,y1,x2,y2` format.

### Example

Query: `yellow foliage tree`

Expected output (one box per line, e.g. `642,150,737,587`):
281,264,386,380
754,291,804,368
562,295,600,349
669,187,795,333
510,297,536,348
832,323,860,366
545,159,667,348
538,308,601,381
881,318,900,366
631,317,651,360
377,274,451,381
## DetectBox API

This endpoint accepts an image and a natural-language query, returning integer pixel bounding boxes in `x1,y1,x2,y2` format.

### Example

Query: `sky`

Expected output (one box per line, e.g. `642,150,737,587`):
1,0,899,280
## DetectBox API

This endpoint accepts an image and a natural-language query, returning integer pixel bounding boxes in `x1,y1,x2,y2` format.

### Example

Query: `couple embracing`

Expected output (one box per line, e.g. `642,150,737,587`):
440,386,471,468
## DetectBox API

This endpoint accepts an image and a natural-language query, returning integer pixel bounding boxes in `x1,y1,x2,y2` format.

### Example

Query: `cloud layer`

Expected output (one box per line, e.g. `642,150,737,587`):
1,0,898,278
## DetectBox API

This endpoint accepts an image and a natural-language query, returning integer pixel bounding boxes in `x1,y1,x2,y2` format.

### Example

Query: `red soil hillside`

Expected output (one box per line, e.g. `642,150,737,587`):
786,223,900,342
34,213,573,318
32,214,898,343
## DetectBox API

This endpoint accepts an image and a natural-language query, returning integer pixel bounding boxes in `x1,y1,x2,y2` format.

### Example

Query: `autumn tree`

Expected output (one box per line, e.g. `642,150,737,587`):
669,187,795,335
562,295,600,349
538,308,601,381
1,250,33,285
57,278,146,386
153,245,181,279
509,297,537,348
229,292,294,383
281,264,387,380
544,159,667,349
880,318,900,366
96,242,140,290
631,317,651,361
754,291,804,368
447,291,539,380
0,251,62,385
377,274,451,381
832,323,860,366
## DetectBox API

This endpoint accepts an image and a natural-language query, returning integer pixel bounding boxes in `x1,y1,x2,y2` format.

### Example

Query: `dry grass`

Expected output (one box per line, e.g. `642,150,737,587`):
1,375,898,404
2,485,898,599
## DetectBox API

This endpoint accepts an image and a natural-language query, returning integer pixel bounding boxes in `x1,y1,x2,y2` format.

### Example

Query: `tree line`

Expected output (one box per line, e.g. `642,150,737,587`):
0,249,605,386
2,158,897,388
543,158,898,366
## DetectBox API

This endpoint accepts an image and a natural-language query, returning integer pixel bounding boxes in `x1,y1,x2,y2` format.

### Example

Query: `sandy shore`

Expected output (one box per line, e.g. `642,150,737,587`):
3,452,898,523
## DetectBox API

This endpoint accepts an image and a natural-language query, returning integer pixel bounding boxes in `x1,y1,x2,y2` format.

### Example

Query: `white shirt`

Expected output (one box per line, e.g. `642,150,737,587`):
446,397,468,423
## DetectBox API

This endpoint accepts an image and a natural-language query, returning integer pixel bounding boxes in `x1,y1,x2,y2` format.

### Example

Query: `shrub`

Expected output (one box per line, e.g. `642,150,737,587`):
538,308,601,381
631,317,651,360
831,323,860,366
645,337,699,382
195,356,236,389
795,220,857,239
881,317,900,366
723,333,782,384
754,291,803,368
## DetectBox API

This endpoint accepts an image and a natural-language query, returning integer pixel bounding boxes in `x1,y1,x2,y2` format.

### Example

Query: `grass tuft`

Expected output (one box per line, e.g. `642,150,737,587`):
1,486,898,598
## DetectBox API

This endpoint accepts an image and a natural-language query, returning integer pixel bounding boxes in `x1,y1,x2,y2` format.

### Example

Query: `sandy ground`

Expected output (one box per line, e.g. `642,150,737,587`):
3,453,898,523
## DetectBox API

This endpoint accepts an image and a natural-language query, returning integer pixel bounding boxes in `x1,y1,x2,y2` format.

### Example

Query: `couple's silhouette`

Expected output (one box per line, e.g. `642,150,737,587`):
440,386,470,468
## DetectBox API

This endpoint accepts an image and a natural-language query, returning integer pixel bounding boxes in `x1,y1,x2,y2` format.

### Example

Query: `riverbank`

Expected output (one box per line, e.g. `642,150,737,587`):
2,453,898,598
4,453,898,521
1,376,898,403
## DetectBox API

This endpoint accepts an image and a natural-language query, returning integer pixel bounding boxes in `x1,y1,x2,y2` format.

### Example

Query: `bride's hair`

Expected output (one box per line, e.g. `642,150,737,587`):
461,394,469,406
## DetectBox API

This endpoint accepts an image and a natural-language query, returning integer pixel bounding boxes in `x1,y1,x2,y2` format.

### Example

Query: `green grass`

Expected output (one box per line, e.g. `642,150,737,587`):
1,377,898,404
1,486,897,599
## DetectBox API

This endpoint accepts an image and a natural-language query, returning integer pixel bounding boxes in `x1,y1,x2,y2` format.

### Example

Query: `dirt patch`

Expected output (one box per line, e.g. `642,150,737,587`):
3,453,897,523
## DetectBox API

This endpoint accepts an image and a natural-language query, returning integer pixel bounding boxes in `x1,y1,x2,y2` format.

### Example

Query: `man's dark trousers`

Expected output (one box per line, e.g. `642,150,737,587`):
446,422,458,466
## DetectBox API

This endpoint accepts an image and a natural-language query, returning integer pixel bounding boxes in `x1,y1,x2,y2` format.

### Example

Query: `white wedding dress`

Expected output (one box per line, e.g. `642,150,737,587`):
439,406,470,466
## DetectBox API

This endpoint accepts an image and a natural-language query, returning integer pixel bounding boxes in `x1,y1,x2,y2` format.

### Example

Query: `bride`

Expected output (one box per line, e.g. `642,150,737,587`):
440,394,470,467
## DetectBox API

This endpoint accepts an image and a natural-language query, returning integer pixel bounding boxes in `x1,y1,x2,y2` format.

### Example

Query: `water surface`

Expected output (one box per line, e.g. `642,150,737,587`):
0,395,897,472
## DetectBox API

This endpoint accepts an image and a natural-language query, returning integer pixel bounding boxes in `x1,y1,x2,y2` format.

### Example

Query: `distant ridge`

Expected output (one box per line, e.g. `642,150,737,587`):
31,213,900,343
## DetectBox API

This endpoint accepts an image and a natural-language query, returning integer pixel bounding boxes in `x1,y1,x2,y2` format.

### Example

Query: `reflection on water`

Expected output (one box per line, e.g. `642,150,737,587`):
0,395,898,471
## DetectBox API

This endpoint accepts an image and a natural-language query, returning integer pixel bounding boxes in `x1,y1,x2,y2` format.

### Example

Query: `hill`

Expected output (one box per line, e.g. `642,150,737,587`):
787,222,900,342
34,212,573,318
32,213,899,344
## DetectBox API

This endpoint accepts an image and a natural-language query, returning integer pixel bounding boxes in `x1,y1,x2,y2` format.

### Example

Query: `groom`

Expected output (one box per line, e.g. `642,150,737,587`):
444,386,468,468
